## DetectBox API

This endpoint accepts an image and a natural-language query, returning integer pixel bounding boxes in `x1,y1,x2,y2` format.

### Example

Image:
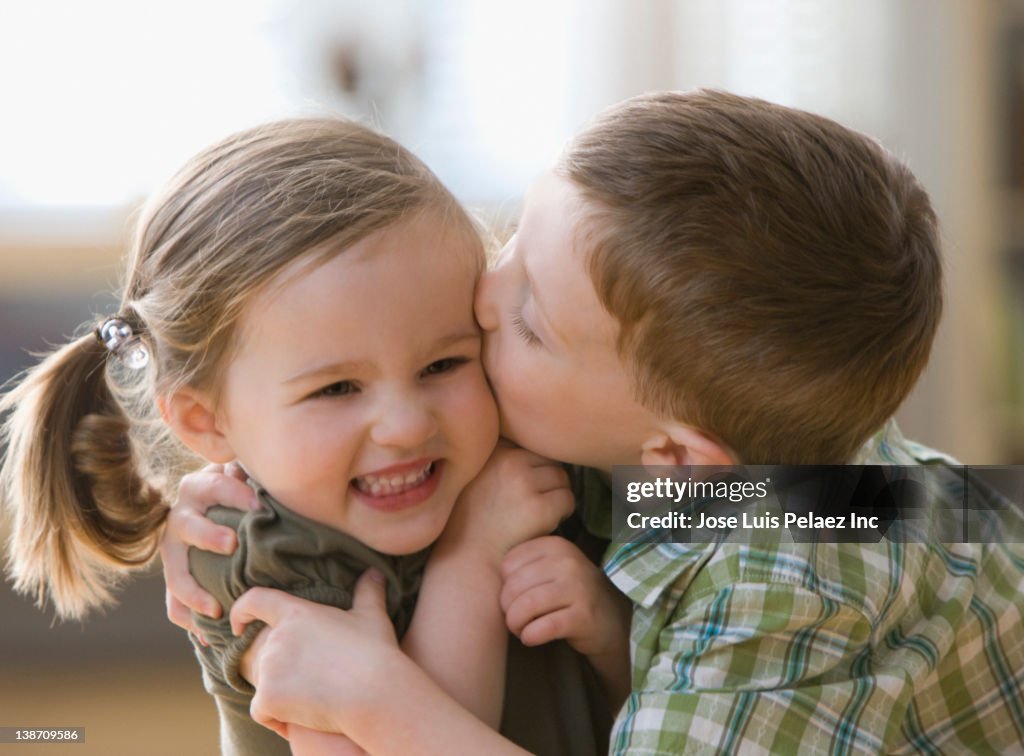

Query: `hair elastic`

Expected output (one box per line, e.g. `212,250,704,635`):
96,317,150,369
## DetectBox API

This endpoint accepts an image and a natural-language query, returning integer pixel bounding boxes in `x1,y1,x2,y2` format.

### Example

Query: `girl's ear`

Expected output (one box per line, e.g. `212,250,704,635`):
640,423,736,468
158,388,236,464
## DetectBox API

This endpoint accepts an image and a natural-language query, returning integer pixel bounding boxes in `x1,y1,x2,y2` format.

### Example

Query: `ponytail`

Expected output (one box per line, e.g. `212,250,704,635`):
0,327,168,620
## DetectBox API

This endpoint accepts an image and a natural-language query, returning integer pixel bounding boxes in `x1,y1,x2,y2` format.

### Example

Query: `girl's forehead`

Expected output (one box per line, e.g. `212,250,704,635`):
236,215,480,346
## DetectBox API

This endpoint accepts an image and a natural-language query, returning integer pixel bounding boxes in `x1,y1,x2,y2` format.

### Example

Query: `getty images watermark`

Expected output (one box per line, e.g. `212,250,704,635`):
610,465,1024,544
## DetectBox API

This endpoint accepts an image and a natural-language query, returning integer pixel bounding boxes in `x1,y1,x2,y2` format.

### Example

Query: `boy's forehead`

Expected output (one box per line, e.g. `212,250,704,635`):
519,173,618,347
520,173,589,260
523,171,583,217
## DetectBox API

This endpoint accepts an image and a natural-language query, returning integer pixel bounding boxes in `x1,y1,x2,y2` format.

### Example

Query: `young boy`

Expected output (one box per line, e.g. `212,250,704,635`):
169,90,1024,753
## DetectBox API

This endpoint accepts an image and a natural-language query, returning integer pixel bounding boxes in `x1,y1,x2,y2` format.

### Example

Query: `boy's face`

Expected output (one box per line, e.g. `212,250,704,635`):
213,211,499,555
475,173,659,473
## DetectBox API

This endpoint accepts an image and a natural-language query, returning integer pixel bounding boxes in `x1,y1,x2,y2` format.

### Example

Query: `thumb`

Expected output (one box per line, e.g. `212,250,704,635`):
351,568,388,616
230,587,296,636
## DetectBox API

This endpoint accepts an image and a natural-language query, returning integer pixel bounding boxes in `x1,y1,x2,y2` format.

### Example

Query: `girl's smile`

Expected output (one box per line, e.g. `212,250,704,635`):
351,458,443,512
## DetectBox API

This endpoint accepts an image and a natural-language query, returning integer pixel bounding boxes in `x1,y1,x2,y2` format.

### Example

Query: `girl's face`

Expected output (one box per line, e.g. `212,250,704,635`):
213,211,499,555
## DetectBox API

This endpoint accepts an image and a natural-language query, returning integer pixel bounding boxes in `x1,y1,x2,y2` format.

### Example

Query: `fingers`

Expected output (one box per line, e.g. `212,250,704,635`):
504,579,569,637
542,487,576,525
160,525,223,618
500,539,575,625
504,533,576,565
519,607,576,647
231,572,388,639
166,505,238,554
500,536,563,588
161,467,259,621
166,591,199,634
499,562,554,614
223,460,249,481
525,463,570,495
511,486,574,540
351,568,387,615
176,468,261,514
502,532,576,582
160,467,258,623
230,587,299,635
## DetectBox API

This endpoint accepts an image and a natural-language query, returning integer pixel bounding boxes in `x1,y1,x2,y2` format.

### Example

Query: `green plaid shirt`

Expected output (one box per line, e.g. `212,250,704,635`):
598,422,1024,754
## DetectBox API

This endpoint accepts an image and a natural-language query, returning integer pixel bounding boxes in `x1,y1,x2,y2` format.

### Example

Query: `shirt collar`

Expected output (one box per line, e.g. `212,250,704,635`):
601,418,945,608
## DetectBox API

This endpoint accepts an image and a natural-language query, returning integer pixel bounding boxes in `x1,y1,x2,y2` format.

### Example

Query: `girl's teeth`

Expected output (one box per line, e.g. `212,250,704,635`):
355,463,433,496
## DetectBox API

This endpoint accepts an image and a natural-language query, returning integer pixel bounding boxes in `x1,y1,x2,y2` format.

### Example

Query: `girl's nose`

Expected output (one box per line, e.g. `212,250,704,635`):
369,393,438,450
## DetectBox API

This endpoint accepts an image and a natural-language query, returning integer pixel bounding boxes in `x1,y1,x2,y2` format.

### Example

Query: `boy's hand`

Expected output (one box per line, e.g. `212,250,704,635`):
500,535,633,709
160,461,260,632
231,570,401,740
500,536,631,659
441,444,574,563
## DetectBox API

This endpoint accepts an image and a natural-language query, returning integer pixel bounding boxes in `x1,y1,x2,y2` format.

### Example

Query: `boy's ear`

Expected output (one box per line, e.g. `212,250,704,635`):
158,388,236,464
640,423,736,467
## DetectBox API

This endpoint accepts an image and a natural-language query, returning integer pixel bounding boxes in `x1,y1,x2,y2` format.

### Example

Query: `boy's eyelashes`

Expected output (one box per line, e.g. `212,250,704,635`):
510,308,542,347
307,356,472,400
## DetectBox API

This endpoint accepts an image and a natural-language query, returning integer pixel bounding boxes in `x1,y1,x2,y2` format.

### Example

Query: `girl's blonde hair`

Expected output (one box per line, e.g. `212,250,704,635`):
1,118,475,619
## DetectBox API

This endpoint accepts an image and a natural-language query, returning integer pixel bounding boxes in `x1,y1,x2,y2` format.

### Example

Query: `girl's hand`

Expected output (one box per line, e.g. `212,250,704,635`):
229,570,400,739
160,461,260,631
442,444,575,564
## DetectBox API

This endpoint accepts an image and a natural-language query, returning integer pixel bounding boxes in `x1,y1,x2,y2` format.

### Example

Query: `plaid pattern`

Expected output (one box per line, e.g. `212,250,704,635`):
600,422,1024,754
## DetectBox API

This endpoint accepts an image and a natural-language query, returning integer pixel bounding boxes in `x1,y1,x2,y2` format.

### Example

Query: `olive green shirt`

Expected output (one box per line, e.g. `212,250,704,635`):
189,488,429,755
189,486,611,756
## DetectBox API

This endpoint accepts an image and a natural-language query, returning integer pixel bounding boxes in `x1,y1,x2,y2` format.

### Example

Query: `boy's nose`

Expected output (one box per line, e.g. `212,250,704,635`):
474,269,499,332
370,395,438,450
475,237,515,332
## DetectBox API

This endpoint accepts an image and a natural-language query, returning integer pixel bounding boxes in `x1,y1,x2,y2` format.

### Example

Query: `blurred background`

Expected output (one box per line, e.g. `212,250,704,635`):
1,0,1022,753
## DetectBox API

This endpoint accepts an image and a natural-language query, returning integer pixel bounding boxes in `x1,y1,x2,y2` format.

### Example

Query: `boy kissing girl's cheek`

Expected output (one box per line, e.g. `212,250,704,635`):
474,172,732,473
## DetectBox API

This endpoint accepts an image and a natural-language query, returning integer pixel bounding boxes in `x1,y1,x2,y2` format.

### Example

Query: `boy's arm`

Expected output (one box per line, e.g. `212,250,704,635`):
285,726,367,755
239,638,367,755
399,446,575,727
232,577,533,756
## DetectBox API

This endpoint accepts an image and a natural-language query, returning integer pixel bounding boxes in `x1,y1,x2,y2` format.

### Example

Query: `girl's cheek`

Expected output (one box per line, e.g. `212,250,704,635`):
445,373,498,424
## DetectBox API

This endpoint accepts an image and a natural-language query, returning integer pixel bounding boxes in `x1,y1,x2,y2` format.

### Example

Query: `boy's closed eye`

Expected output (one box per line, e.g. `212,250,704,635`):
511,308,542,347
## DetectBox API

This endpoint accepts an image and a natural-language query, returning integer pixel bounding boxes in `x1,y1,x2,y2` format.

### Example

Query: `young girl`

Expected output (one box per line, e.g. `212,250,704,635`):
0,119,613,754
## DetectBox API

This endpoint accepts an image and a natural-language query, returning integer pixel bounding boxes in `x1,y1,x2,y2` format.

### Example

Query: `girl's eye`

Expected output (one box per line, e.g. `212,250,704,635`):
317,381,357,398
511,310,541,347
422,357,468,377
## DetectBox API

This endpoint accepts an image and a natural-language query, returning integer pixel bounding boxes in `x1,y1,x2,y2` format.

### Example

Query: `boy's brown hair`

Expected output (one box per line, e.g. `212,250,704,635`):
558,90,942,464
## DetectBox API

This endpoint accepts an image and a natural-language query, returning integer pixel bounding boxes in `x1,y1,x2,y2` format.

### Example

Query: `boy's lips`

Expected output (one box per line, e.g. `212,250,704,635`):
351,459,443,512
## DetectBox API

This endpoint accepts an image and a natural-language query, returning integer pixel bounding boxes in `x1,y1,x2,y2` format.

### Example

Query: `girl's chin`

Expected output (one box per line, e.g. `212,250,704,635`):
370,534,440,556
361,515,450,557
